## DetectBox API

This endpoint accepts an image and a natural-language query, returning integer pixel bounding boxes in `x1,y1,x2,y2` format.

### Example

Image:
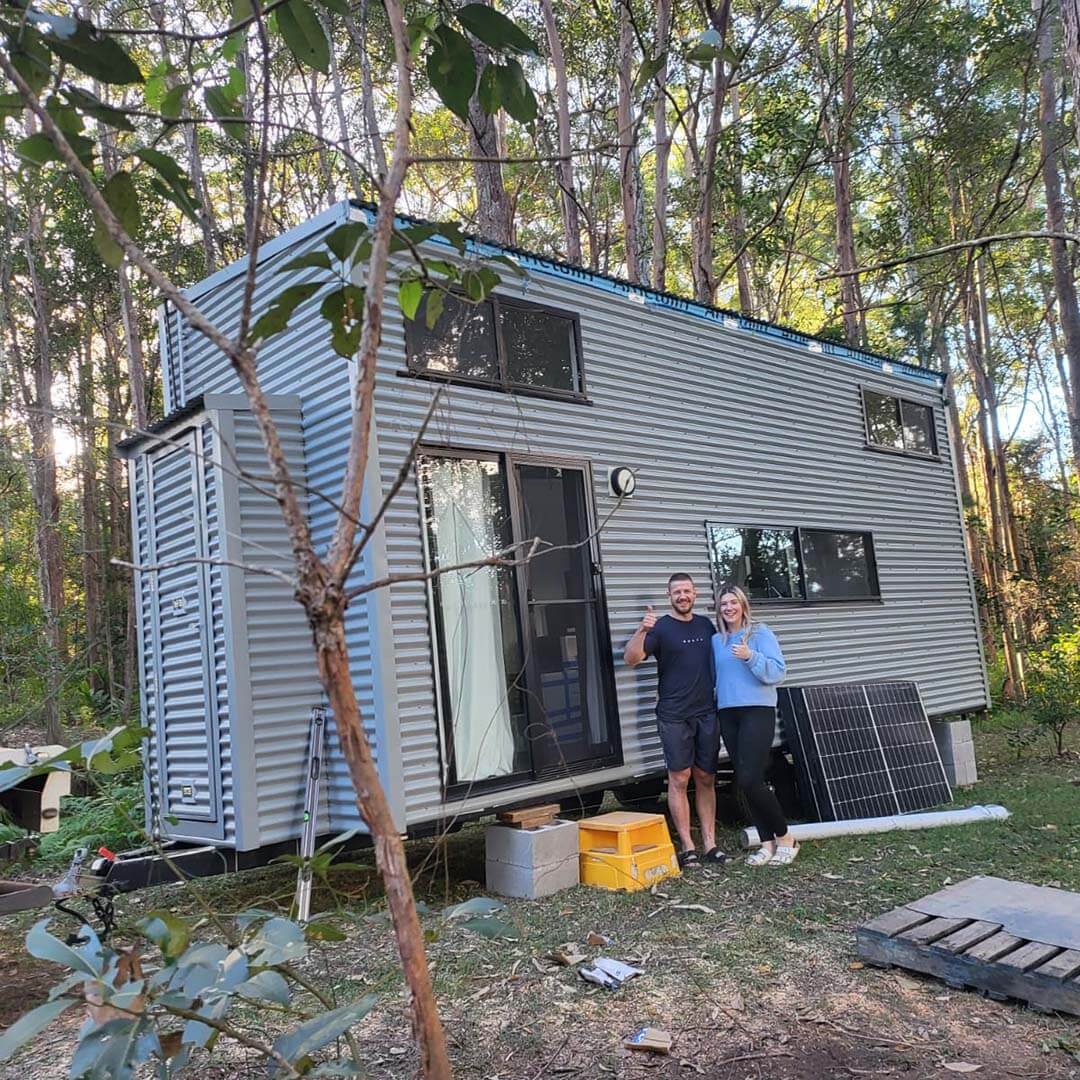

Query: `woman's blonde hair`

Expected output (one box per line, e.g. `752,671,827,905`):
715,584,756,642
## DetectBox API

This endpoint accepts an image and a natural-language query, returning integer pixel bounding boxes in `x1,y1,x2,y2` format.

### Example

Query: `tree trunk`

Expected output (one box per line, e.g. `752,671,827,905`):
1038,0,1080,479
22,199,65,743
78,340,105,694
1058,0,1080,463
832,0,865,346
465,1,513,245
729,83,754,314
652,0,672,289
540,0,580,262
325,7,365,197
691,60,727,302
118,263,148,431
616,0,644,282
345,0,388,187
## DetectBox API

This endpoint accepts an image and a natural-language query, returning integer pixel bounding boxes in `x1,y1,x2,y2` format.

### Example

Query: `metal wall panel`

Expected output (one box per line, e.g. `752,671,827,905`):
369,265,988,827
146,434,221,828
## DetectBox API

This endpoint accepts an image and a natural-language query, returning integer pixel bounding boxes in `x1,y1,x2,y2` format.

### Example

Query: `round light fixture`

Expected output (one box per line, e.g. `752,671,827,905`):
609,466,637,498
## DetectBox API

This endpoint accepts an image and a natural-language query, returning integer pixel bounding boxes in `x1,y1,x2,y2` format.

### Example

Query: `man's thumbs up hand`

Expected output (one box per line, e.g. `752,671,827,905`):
640,605,657,633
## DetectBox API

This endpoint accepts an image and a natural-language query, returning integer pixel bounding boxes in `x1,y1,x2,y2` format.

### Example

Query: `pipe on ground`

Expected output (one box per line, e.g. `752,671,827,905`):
738,804,1010,849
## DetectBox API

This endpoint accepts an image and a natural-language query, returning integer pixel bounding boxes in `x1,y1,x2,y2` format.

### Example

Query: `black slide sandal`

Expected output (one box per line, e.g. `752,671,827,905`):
677,849,700,869
702,847,728,865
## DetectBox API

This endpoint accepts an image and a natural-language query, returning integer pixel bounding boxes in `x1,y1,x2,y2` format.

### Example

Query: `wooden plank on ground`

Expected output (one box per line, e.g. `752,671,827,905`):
995,942,1060,972
932,920,1001,955
860,907,931,938
899,917,970,947
965,931,1025,964
1035,949,1080,981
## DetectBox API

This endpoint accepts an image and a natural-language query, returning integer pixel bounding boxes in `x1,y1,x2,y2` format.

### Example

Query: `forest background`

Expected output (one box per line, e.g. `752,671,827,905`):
1,0,1079,774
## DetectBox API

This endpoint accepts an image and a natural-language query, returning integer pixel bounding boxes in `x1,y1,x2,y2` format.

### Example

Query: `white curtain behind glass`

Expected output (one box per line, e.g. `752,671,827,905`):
428,458,516,780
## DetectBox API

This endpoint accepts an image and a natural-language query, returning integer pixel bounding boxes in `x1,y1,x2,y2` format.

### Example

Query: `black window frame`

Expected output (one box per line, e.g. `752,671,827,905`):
403,291,589,403
860,386,940,460
705,521,882,605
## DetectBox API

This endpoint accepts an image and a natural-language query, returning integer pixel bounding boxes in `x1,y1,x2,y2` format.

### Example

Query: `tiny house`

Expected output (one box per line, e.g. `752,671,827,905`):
120,200,988,856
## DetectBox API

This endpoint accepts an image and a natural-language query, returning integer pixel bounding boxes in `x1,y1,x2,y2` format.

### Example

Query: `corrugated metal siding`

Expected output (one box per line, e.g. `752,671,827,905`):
231,410,329,846
162,205,382,835
132,459,160,836
370,268,987,826
147,437,220,823
202,422,235,838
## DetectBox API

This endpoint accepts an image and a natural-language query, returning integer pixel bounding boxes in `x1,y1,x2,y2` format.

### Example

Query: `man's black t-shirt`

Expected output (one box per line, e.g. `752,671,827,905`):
644,613,716,721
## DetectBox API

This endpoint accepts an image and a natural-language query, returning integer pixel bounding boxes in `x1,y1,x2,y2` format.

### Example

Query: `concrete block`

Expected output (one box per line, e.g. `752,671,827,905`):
485,819,579,899
485,854,579,899
929,718,977,788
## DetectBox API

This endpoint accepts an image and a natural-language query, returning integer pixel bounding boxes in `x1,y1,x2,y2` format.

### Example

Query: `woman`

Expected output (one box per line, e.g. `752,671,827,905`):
712,586,799,866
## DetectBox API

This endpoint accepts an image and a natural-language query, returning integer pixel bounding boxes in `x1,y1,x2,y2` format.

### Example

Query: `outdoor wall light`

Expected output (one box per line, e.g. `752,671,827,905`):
609,466,637,498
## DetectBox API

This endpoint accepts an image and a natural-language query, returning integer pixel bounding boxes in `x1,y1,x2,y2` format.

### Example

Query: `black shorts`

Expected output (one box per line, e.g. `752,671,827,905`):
658,712,720,773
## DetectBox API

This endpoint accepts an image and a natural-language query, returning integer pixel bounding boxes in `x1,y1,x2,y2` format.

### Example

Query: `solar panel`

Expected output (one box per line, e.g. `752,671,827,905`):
779,681,952,822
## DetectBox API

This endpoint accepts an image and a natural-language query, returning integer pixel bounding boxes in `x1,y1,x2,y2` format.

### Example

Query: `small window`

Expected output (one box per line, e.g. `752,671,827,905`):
406,292,584,397
863,388,937,457
706,523,881,603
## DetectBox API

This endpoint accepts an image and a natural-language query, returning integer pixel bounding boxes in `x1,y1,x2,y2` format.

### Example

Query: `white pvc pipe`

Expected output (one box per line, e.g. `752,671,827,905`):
738,804,1010,849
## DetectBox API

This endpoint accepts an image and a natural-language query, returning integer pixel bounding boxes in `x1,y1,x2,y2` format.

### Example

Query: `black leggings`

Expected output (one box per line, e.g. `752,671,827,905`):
718,706,788,844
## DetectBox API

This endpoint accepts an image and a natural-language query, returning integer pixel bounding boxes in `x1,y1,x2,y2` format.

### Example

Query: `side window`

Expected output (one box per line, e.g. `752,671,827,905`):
706,523,881,603
405,293,585,398
862,387,938,458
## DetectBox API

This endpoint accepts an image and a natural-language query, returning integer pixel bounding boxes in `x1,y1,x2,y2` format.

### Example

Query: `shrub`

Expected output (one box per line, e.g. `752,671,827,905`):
1026,630,1080,757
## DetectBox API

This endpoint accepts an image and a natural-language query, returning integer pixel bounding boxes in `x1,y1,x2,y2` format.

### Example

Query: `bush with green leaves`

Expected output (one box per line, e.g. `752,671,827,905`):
1026,630,1080,757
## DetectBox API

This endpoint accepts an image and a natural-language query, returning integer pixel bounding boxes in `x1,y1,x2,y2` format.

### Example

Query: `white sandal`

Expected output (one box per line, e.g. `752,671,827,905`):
769,841,800,866
746,846,773,867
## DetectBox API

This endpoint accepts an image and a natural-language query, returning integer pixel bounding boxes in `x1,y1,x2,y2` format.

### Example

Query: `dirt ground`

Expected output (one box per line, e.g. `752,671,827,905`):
2,736,1079,1078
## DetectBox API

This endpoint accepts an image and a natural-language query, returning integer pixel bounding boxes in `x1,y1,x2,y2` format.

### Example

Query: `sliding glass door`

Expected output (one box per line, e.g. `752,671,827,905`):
419,453,620,791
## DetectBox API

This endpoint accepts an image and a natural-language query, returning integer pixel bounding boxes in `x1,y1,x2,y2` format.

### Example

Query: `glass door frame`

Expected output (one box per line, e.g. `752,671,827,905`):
416,445,623,798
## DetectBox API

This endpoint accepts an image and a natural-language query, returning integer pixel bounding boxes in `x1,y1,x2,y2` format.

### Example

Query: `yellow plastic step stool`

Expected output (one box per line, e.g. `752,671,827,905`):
577,811,680,892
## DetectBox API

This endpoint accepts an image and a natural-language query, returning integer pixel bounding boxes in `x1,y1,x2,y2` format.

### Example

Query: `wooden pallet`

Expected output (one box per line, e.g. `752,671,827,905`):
857,905,1080,1016
496,803,560,830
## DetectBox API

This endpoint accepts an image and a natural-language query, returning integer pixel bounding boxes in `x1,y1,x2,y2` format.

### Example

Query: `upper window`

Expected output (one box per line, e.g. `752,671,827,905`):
706,523,881,602
406,292,584,397
863,389,937,457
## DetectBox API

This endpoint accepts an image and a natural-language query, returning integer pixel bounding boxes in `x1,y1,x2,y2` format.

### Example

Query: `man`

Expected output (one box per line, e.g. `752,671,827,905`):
624,573,725,867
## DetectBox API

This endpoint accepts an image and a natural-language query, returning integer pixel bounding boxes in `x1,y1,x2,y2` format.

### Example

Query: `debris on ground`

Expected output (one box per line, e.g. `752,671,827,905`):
623,1026,672,1054
579,956,644,990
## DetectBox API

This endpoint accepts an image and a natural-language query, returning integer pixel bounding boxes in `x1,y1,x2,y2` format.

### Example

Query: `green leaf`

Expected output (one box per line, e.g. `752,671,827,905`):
231,0,254,25
494,59,536,124
26,919,102,976
7,25,52,96
250,282,322,342
62,86,136,132
442,896,505,919
92,171,140,268
280,249,334,273
45,95,84,136
477,62,500,115
278,0,330,73
304,922,346,942
319,284,366,356
225,64,246,100
237,969,291,1004
204,85,244,142
138,910,190,962
398,278,423,321
633,51,667,95
424,289,446,330
160,83,187,120
0,998,75,1063
273,996,379,1067
318,0,350,14
0,92,23,121
459,916,519,939
32,11,143,85
324,221,368,263
137,147,201,225
461,267,500,301
456,4,539,55
426,25,476,121
16,132,59,166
